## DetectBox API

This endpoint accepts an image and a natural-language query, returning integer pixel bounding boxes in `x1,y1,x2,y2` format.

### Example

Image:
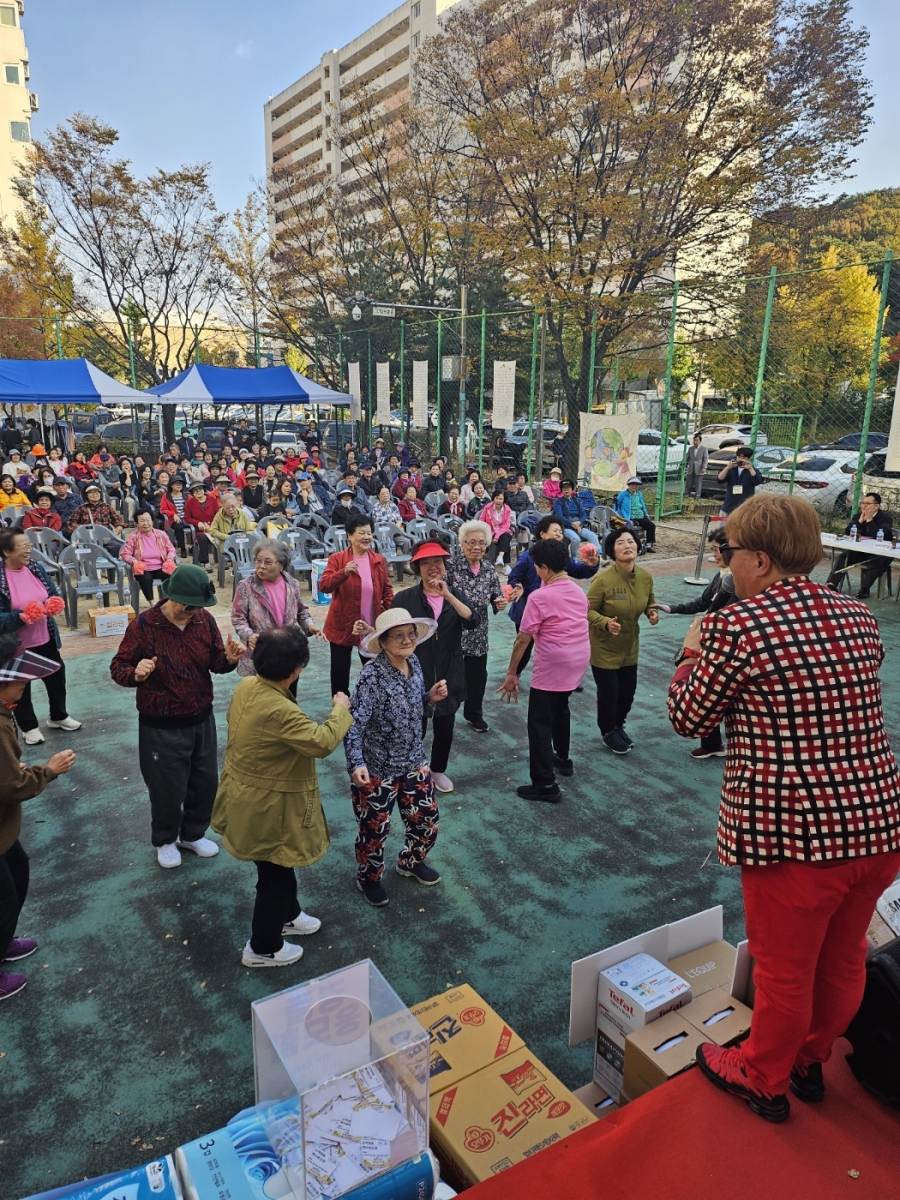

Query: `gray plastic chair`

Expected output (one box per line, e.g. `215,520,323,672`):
324,526,349,554
70,523,126,556
24,526,70,560
374,524,412,582
423,491,446,514
218,530,260,594
276,527,323,588
58,543,125,629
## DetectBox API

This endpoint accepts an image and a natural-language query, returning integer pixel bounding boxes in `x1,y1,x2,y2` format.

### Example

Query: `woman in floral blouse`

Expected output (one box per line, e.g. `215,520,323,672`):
345,608,447,908
444,520,508,733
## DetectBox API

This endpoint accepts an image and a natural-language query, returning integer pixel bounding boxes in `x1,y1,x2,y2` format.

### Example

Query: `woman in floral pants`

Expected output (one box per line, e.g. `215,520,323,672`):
344,608,448,908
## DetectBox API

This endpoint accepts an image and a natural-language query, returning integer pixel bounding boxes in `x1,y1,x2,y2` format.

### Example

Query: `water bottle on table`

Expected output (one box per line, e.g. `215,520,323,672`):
850,523,858,542
877,528,884,543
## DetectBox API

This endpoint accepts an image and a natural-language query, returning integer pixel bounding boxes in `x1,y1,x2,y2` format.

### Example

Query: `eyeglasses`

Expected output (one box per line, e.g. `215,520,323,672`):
719,544,749,565
384,630,417,644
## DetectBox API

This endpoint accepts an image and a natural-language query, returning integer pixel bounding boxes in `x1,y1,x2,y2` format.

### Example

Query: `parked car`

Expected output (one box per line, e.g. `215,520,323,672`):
760,450,860,516
99,419,163,455
699,445,797,498
803,431,889,453
693,423,768,450
635,428,685,477
69,409,111,443
494,420,566,471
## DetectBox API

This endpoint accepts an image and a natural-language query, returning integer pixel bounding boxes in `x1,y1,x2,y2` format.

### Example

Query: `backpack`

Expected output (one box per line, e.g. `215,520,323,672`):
844,935,900,1106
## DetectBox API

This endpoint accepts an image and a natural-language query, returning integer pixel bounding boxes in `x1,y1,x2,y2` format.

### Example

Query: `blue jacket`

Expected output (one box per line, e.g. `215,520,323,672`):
614,490,648,521
507,548,599,625
552,495,588,529
0,559,62,649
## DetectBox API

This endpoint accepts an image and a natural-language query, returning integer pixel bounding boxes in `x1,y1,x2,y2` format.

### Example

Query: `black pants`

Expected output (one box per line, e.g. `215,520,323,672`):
250,860,301,955
700,726,725,753
487,533,512,563
592,664,638,735
137,714,218,846
192,531,212,565
0,840,29,959
463,654,488,722
169,522,187,554
136,568,166,602
330,643,367,696
423,712,455,774
827,550,889,595
633,516,656,546
14,638,68,733
528,687,572,785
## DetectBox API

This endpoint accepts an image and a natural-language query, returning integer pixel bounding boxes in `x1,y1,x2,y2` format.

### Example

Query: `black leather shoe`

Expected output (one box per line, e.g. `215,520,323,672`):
517,783,561,803
856,590,871,599
553,756,574,776
789,1062,824,1102
466,716,489,732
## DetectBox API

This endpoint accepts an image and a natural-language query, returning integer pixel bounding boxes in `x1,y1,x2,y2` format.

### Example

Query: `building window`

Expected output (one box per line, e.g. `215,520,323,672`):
0,6,16,27
10,119,29,142
412,2,421,17
324,65,330,79
412,32,420,48
324,90,331,103
4,64,19,85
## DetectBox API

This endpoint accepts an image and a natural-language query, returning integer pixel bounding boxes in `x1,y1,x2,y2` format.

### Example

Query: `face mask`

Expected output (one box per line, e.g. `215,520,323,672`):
341,498,351,506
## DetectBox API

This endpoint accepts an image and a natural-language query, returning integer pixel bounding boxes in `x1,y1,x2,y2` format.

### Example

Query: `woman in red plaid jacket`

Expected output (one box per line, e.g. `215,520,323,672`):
668,494,900,1123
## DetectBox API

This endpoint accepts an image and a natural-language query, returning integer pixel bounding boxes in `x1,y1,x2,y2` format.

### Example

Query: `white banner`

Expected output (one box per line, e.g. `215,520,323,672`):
886,360,900,473
347,361,362,424
412,360,429,429
375,362,391,426
579,412,644,493
492,361,517,430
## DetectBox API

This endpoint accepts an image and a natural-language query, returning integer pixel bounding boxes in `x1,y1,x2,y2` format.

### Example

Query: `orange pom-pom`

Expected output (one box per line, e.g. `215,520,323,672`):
501,584,514,602
21,600,47,624
132,561,146,576
161,559,176,576
44,597,65,617
578,541,596,561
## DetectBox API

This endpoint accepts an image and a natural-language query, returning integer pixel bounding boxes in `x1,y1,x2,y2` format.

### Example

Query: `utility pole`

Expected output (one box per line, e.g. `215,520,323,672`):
535,311,547,486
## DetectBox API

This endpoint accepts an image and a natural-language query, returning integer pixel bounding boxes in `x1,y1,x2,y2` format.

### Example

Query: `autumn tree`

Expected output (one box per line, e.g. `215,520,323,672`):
414,0,872,471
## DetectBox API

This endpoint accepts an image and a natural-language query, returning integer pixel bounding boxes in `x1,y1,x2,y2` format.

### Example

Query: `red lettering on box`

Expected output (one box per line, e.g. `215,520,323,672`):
494,1025,513,1058
436,1086,458,1127
491,1103,528,1139
609,990,635,1017
548,1101,571,1119
531,1086,554,1109
465,1125,496,1152
459,1006,486,1027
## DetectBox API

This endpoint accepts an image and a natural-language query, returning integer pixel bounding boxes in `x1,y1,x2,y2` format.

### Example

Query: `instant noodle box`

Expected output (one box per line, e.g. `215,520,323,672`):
411,984,525,1092
428,1047,595,1190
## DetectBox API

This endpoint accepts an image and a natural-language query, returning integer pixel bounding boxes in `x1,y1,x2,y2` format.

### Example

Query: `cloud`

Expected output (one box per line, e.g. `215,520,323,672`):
234,40,254,59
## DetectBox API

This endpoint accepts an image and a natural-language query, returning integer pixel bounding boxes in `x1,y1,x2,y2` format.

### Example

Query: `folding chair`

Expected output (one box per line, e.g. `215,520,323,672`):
58,543,125,630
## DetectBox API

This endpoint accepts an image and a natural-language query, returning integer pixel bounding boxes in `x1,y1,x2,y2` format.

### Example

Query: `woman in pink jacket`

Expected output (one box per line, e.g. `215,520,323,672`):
541,466,562,500
120,511,178,602
479,490,514,572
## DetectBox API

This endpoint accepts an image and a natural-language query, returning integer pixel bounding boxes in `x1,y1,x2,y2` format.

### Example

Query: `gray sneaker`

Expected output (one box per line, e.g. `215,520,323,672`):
602,729,631,755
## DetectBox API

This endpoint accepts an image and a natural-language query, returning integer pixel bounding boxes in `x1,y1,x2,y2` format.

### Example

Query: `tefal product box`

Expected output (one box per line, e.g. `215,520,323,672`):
681,986,753,1048
594,954,691,1098
429,1048,595,1191
411,985,525,1093
667,941,737,998
622,1011,705,1101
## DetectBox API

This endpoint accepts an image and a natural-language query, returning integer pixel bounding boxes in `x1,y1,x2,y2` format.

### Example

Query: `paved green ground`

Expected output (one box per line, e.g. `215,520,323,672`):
3,562,900,1198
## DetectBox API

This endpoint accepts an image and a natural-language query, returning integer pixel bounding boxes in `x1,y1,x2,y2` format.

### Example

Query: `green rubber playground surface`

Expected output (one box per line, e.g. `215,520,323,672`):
3,559,899,1198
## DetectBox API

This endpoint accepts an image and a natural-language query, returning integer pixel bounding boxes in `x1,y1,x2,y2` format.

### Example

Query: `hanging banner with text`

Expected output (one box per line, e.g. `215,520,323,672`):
886,360,900,473
579,412,644,493
412,360,429,429
492,361,517,431
375,362,391,426
348,362,362,424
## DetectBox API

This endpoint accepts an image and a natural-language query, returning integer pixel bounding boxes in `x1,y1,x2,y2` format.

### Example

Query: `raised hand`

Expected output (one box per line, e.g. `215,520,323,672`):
134,656,157,682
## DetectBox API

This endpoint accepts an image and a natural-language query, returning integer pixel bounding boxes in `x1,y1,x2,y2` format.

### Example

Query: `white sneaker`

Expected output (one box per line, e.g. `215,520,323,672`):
177,837,220,858
157,843,182,869
431,772,454,793
282,911,322,937
46,717,83,731
242,940,303,968
23,729,45,746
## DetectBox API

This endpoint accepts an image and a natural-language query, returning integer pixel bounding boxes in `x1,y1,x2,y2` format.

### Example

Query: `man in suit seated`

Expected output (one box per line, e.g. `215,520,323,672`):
826,492,894,599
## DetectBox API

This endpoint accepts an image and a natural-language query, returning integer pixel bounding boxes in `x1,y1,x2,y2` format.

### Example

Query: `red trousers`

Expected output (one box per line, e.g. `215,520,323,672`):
739,852,900,1096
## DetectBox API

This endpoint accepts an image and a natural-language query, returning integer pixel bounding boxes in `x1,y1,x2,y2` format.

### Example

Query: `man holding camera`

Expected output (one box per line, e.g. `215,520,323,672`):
717,445,759,518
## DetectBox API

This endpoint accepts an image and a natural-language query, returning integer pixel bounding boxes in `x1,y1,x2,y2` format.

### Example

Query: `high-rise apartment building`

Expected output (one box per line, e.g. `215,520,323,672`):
264,0,462,232
0,0,35,226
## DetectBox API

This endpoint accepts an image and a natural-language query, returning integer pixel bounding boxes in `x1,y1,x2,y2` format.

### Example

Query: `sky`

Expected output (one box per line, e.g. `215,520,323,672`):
24,0,900,218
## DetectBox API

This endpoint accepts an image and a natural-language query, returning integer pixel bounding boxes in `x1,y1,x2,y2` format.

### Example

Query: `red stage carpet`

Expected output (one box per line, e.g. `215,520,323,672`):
468,1041,900,1199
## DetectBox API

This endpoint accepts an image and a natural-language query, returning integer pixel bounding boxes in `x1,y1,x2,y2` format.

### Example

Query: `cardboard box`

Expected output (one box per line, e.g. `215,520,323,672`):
572,1081,619,1119
429,1047,595,1190
594,954,691,1098
622,1011,705,1100
681,986,752,1047
88,605,135,638
411,984,525,1093
875,877,900,936
867,908,897,954
667,940,737,998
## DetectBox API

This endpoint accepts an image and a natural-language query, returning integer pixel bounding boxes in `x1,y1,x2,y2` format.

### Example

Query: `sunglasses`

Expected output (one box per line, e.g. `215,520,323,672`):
719,543,750,565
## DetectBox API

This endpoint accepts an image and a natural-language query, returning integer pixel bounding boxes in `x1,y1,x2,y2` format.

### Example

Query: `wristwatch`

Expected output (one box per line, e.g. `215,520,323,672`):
673,646,701,666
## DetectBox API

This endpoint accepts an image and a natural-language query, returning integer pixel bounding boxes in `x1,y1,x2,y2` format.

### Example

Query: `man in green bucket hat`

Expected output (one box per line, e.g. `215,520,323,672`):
111,565,245,869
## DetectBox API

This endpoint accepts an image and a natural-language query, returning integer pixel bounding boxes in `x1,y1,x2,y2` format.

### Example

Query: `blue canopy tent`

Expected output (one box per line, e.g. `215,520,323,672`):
0,357,148,405
146,363,352,406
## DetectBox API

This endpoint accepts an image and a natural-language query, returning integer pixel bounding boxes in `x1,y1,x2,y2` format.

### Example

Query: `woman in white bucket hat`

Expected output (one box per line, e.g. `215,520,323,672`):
344,608,448,908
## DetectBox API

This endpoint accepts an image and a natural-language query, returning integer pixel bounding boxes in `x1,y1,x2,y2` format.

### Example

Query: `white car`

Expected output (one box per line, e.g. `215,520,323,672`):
636,428,685,476
761,450,859,516
693,423,768,450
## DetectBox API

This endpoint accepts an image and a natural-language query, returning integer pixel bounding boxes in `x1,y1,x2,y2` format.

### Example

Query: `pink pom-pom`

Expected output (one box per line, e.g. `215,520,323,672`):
578,541,596,561
44,597,65,617
21,600,47,624
132,561,146,576
501,584,514,602
161,559,176,576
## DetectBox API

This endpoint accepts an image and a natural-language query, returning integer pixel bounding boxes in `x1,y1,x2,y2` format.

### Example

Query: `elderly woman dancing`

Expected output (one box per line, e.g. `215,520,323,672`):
345,608,448,908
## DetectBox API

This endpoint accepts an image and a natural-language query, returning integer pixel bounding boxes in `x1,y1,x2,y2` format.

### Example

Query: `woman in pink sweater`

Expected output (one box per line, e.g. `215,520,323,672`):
479,490,514,572
541,466,562,500
121,511,178,602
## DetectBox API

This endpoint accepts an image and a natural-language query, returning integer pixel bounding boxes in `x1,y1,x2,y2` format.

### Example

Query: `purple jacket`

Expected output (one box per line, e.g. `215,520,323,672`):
231,571,314,677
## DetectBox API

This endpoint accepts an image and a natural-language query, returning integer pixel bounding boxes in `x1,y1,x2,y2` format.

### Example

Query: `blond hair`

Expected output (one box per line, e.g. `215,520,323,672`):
725,494,822,575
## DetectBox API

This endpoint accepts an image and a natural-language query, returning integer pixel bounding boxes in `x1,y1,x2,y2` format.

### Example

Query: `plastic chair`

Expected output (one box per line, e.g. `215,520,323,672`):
374,523,412,582
257,514,293,538
70,524,126,557
27,546,69,624
295,512,330,539
24,526,70,561
218,530,260,594
405,518,440,543
586,505,617,544
437,514,463,534
0,505,29,526
324,526,349,555
126,566,167,614
276,527,322,588
423,491,446,514
58,543,125,630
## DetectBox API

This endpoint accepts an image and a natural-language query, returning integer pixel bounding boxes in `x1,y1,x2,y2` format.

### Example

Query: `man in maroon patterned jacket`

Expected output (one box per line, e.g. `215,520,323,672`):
668,494,900,1122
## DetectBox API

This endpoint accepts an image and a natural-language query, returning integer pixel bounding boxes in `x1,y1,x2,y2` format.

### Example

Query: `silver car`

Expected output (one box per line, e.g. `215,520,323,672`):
761,450,860,516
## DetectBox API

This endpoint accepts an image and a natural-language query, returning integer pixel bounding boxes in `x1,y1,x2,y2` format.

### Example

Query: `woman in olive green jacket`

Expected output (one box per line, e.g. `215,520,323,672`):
587,527,658,754
212,626,351,969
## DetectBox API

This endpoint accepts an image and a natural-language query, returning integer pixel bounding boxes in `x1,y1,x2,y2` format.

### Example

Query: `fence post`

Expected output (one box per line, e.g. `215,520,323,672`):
612,354,619,414
338,327,344,393
749,266,777,452
478,307,486,473
127,333,137,388
54,314,63,359
314,333,319,383
399,318,406,443
654,283,679,522
367,332,373,447
459,288,468,466
436,314,443,461
588,308,598,414
527,308,539,479
853,250,893,512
